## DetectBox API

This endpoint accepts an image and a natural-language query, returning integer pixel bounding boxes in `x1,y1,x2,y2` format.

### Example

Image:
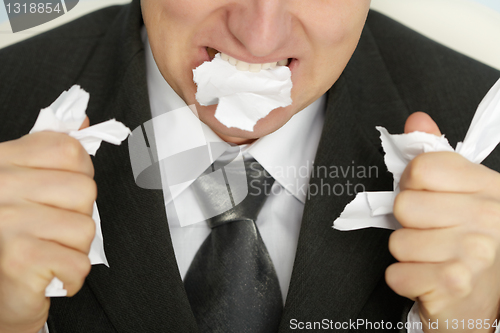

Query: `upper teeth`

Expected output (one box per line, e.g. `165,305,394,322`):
220,52,288,72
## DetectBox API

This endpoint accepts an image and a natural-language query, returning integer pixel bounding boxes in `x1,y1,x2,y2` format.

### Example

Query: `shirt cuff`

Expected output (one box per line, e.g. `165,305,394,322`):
407,302,424,333
37,322,49,333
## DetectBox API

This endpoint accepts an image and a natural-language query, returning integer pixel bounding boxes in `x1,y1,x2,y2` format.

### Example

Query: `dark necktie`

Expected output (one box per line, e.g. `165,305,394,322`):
184,155,283,333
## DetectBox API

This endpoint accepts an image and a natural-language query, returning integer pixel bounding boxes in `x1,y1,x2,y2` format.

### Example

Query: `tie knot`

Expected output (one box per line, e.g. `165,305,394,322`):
191,151,274,229
209,158,274,228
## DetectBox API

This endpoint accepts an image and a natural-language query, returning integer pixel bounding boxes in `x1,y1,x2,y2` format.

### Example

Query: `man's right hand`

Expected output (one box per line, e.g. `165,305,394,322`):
0,120,96,333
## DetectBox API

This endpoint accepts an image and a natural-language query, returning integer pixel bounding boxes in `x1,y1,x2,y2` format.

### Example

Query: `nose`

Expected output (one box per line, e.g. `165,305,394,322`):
228,0,291,58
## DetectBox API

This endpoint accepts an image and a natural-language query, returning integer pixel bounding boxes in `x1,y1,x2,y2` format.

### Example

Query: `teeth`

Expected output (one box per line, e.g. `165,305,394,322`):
219,52,288,72
261,63,273,70
278,59,288,66
249,64,262,72
236,61,250,71
228,56,237,66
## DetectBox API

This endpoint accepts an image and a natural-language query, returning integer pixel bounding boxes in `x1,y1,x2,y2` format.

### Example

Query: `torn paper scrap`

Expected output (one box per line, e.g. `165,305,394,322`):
455,78,500,163
366,191,397,217
30,85,89,134
193,53,292,132
333,128,457,231
45,278,67,297
28,85,131,297
333,192,402,231
71,119,131,155
378,127,455,189
333,78,500,231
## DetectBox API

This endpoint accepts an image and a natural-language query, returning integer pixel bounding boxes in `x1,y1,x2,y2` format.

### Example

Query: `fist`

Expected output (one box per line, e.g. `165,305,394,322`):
0,119,96,333
386,112,500,332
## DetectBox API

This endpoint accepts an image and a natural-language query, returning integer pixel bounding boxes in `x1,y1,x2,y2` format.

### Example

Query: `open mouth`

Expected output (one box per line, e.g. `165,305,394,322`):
206,47,293,72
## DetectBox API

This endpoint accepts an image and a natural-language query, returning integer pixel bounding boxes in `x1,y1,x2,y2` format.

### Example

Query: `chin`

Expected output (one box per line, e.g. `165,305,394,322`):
195,102,293,144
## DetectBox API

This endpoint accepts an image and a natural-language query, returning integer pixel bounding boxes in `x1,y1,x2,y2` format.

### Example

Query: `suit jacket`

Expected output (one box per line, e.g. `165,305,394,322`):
0,1,499,332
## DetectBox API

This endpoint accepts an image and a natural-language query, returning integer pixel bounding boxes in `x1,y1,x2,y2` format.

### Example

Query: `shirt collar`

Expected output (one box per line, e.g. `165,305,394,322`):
143,27,325,204
247,96,325,203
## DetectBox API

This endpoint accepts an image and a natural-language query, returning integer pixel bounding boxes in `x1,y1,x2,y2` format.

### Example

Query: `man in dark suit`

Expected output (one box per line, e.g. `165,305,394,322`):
0,0,499,332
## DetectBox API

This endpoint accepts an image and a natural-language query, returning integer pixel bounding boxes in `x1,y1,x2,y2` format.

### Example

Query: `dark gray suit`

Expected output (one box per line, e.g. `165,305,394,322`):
0,0,499,332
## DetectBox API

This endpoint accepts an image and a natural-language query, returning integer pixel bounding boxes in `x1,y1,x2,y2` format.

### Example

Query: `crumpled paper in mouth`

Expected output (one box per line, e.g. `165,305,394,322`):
193,53,293,132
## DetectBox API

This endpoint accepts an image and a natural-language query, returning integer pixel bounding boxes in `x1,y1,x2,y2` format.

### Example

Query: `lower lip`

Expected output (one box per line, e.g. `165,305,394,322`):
288,58,298,74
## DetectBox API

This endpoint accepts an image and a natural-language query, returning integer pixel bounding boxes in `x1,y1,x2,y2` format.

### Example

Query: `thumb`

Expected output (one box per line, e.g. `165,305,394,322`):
404,112,442,136
79,116,90,130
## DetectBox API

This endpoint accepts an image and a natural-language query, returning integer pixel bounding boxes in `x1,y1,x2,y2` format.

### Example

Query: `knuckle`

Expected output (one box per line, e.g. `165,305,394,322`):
385,263,403,292
440,262,472,297
73,256,91,288
405,154,430,187
59,136,84,160
71,176,97,213
74,255,91,278
462,234,496,268
393,191,410,222
66,256,91,297
55,135,87,169
477,200,500,230
80,217,96,248
388,230,405,260
384,264,397,287
79,176,97,201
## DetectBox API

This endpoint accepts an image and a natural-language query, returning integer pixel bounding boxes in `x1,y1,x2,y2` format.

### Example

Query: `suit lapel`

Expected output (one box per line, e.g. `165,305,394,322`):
55,1,198,331
87,66,198,332
279,22,411,330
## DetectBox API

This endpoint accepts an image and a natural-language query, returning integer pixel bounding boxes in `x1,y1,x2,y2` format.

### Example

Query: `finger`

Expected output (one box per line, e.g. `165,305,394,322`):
0,167,96,215
394,190,478,229
399,152,496,193
39,241,91,297
0,204,96,254
389,227,459,263
386,261,472,315
390,228,497,277
79,116,90,130
386,262,438,301
1,132,94,178
404,112,442,136
1,237,91,297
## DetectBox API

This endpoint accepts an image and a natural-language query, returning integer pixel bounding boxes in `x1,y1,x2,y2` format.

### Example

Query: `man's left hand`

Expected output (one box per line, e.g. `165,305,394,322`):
386,112,500,332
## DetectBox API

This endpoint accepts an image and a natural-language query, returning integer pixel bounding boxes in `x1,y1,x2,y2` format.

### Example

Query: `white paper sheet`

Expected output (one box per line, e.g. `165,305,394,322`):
28,85,131,297
193,53,293,132
333,78,500,231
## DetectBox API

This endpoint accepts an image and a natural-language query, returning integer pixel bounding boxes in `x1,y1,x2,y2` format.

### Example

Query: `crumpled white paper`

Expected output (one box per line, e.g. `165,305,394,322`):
193,53,293,132
29,85,131,296
333,78,500,231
